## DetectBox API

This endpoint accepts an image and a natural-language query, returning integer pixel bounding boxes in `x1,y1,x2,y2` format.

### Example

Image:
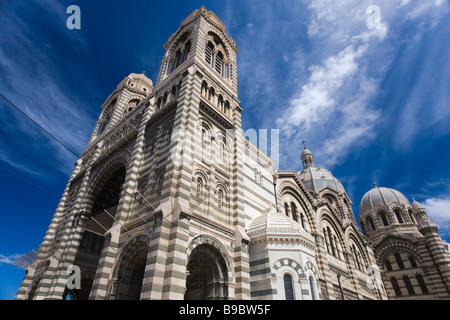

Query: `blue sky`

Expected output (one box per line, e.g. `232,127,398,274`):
0,0,449,300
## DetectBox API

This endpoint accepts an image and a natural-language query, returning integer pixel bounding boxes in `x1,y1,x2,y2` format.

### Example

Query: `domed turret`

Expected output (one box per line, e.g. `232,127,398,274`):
301,146,314,169
411,197,425,211
247,206,305,239
359,182,410,216
126,72,154,94
358,183,425,240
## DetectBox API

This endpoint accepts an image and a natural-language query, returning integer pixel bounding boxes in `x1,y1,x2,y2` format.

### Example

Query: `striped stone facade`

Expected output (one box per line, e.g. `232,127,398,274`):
360,192,450,300
246,169,387,301
15,7,449,301
16,6,252,301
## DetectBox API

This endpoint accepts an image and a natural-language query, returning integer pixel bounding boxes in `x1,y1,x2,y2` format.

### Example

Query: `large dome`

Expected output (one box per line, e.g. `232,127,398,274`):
297,146,345,194
297,167,346,194
359,184,410,215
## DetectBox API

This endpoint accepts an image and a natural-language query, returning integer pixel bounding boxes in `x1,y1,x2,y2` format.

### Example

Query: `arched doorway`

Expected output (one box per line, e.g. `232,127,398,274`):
114,241,148,300
27,278,41,300
184,244,228,300
73,164,126,299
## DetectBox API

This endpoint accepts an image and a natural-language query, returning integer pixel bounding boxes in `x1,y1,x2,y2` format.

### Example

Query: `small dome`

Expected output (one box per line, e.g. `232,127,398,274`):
128,72,154,88
301,148,313,158
301,146,315,169
411,198,425,211
297,166,346,194
247,207,303,239
359,184,410,215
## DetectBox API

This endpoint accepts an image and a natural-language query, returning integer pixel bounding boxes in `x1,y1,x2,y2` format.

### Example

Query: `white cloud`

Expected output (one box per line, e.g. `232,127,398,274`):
423,197,450,238
0,0,95,178
274,0,449,169
403,0,449,21
0,254,22,265
277,43,366,134
276,9,384,167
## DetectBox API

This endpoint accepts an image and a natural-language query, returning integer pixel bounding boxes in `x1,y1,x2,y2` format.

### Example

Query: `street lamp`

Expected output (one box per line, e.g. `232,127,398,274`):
337,273,353,300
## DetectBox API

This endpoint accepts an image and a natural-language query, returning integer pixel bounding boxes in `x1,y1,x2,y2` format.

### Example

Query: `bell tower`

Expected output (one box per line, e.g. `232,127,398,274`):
155,6,238,95
16,7,251,301
140,6,249,300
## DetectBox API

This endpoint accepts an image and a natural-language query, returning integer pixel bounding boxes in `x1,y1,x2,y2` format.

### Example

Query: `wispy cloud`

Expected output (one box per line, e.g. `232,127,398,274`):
273,0,449,170
0,254,22,266
0,0,95,180
277,43,374,134
275,1,389,169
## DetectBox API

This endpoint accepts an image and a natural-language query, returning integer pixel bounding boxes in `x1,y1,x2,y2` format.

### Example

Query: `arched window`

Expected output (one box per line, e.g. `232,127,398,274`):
390,277,402,296
218,95,224,111
205,41,213,65
196,177,203,198
217,189,223,209
147,140,156,156
215,51,223,74
283,274,294,300
97,119,109,136
416,274,429,294
309,276,316,300
284,203,290,217
290,203,298,222
394,252,405,269
368,217,376,231
201,129,207,146
327,227,336,257
360,220,365,233
339,206,345,219
385,259,393,271
408,255,417,268
175,49,183,69
395,209,404,224
208,87,215,102
217,137,228,165
224,101,231,117
168,59,175,74
403,276,415,295
409,210,416,224
323,228,330,253
167,38,191,75
156,165,164,186
352,245,362,271
164,60,171,75
300,211,306,229
334,235,341,259
182,40,191,63
171,85,178,99
379,212,389,226
156,97,162,110
201,81,208,97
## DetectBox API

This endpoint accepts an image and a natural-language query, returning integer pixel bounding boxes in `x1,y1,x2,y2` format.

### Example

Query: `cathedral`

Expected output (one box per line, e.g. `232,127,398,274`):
15,7,450,300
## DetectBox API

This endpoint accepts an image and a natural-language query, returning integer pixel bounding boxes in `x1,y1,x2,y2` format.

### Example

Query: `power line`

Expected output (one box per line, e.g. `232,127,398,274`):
1,94,193,239
0,94,81,159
